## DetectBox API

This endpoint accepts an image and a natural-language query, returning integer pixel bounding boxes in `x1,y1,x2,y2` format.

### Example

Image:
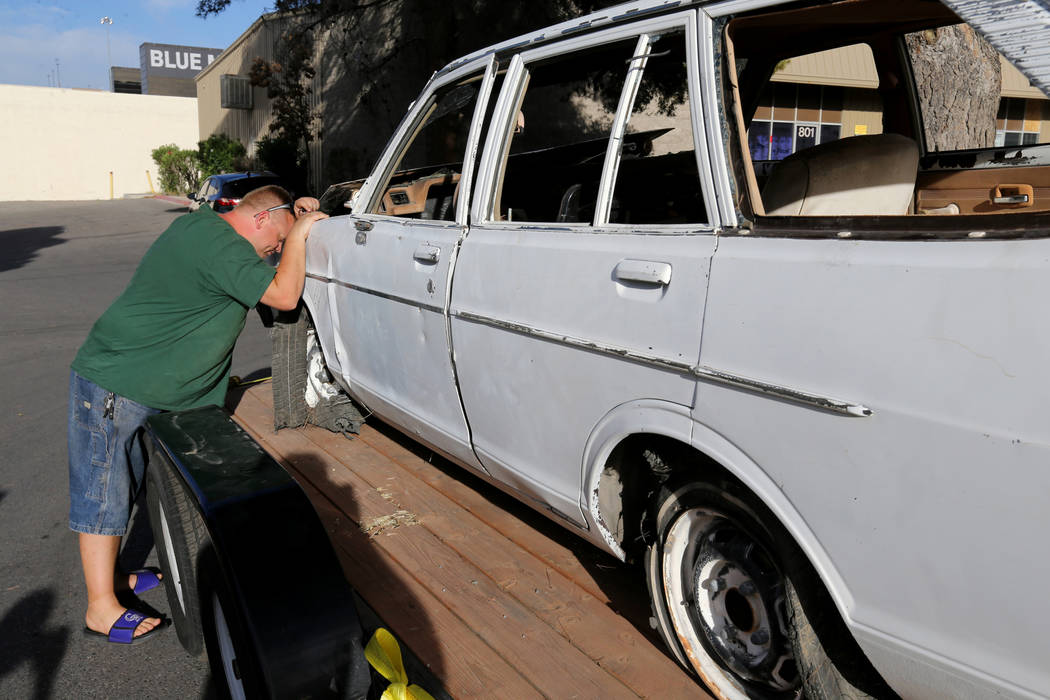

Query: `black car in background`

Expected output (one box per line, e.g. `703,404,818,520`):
188,172,288,213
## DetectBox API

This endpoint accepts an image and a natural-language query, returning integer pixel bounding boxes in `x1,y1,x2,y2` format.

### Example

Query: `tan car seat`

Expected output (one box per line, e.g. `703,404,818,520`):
762,133,919,216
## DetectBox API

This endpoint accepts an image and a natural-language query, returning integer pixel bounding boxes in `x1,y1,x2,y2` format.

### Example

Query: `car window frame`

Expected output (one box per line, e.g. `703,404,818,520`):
706,2,1050,237
353,54,499,229
472,9,721,234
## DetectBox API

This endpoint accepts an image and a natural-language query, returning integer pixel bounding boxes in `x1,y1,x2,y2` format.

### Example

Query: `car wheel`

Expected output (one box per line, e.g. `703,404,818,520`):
201,553,266,700
270,303,311,430
645,477,894,700
271,303,364,435
145,447,208,656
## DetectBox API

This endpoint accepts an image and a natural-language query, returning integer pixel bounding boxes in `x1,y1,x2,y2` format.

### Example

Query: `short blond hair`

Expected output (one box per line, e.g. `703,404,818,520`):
240,184,293,213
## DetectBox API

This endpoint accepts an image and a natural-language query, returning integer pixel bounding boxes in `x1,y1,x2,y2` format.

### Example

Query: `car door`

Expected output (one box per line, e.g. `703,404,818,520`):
190,177,212,211
696,4,1050,696
451,12,722,524
316,57,498,471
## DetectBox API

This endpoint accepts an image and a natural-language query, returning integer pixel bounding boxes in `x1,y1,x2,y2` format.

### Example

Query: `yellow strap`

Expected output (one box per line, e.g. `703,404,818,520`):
228,375,272,387
365,628,436,700
379,683,436,700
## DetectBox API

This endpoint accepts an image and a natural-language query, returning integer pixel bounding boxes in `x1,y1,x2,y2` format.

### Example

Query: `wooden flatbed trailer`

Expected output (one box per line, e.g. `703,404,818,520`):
144,380,708,698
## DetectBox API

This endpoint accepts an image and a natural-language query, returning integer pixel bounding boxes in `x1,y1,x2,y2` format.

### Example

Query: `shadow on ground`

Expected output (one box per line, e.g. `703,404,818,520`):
0,226,65,273
0,589,71,700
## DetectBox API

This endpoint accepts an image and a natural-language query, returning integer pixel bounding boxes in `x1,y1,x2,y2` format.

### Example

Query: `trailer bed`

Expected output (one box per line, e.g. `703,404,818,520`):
227,382,708,698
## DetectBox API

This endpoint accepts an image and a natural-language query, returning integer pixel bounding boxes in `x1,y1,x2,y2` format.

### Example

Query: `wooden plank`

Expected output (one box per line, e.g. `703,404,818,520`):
355,418,660,629
356,418,617,600
296,475,541,699
254,385,651,626
252,406,704,697
232,389,643,699
234,405,541,698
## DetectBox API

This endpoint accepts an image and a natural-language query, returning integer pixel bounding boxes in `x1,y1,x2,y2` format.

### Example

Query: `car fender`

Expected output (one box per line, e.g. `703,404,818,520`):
581,399,854,621
581,399,694,559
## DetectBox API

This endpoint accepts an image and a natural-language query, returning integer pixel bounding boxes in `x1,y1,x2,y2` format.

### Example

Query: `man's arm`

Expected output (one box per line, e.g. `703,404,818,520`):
260,209,327,311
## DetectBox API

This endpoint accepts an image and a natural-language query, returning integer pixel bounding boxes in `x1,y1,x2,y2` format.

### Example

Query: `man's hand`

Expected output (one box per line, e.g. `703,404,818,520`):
293,197,321,217
287,209,328,243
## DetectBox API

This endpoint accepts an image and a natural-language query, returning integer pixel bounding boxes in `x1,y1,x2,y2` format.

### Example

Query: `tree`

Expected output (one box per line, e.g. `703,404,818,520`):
905,24,1001,151
196,0,618,186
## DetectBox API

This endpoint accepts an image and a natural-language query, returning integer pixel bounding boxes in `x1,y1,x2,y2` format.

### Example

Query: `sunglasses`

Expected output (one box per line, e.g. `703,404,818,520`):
254,203,293,221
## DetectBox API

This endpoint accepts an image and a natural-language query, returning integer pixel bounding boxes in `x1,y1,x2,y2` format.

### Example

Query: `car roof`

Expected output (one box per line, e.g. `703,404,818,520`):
436,0,1050,99
209,171,277,185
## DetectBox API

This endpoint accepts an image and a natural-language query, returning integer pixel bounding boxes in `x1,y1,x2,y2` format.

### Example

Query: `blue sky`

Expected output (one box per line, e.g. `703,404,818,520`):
0,1,276,90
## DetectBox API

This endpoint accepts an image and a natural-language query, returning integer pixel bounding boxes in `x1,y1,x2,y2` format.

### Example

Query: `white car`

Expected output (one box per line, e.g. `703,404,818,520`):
287,1,1050,697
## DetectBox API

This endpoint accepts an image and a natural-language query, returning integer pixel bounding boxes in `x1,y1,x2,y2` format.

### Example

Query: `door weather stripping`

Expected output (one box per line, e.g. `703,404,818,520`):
455,311,873,417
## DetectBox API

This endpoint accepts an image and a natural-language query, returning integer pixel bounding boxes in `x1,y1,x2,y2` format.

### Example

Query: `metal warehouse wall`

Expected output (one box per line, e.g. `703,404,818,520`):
0,84,199,201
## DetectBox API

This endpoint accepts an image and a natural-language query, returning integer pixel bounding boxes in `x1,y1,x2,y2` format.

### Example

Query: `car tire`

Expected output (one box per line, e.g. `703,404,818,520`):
145,447,208,657
270,303,311,431
271,303,364,435
645,477,895,700
201,551,266,700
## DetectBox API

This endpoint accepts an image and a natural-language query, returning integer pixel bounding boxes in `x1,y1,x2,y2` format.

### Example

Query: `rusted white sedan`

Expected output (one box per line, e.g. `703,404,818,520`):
286,1,1050,697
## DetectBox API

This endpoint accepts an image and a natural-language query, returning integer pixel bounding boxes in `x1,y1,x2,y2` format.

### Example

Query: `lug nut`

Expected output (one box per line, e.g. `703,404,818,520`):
701,577,726,592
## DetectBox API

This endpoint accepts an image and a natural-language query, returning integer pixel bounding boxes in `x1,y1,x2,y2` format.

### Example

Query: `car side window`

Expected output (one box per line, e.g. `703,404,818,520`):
609,29,707,225
368,76,481,221
747,44,876,165
491,38,636,224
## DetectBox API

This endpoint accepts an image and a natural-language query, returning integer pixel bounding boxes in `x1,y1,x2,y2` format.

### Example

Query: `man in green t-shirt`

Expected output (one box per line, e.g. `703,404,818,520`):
69,185,327,644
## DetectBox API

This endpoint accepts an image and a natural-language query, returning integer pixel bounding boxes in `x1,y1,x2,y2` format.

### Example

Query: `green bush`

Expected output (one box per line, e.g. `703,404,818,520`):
198,134,247,178
151,144,200,194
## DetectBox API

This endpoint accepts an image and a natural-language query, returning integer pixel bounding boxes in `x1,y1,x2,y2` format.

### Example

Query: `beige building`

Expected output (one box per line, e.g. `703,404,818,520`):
0,84,198,200
194,12,314,166
195,9,416,192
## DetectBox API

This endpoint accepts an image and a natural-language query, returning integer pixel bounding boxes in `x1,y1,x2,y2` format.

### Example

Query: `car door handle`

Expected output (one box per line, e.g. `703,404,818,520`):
992,184,1033,207
413,245,440,264
614,259,672,286
354,219,373,231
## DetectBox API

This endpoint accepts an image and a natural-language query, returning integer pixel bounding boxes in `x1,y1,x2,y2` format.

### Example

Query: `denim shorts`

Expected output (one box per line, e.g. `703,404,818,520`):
68,370,162,536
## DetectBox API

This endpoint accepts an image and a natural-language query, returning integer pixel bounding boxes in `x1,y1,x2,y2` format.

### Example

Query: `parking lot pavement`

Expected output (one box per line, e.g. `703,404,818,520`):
0,199,271,699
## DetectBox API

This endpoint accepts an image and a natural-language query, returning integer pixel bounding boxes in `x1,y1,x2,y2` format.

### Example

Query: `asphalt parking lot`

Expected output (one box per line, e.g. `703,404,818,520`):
0,199,271,698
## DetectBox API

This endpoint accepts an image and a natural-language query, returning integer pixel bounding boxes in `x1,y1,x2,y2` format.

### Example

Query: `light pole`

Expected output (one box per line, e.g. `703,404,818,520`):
100,16,113,91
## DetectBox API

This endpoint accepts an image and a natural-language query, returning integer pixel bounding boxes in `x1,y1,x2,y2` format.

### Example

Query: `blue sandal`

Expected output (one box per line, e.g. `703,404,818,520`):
129,568,162,595
83,609,167,644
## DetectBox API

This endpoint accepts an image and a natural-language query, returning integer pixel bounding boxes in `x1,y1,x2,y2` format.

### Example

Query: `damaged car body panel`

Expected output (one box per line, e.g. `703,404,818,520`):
300,0,1050,697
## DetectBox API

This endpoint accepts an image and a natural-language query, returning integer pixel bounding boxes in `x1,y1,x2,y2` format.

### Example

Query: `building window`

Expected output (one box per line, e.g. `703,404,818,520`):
996,97,1044,146
748,83,843,161
221,75,253,110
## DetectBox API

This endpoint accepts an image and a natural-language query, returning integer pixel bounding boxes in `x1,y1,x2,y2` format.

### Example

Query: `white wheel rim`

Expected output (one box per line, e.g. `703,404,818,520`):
213,592,247,700
157,500,185,613
662,507,796,698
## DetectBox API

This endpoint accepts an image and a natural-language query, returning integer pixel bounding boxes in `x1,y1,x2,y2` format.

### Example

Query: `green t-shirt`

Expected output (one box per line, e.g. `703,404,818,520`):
72,206,276,411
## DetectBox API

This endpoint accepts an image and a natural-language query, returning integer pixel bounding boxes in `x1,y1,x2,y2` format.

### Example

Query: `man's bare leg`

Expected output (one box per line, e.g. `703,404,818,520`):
80,532,160,637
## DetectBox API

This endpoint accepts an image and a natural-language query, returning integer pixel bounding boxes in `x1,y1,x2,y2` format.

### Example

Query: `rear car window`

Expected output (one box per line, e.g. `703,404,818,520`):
224,177,284,198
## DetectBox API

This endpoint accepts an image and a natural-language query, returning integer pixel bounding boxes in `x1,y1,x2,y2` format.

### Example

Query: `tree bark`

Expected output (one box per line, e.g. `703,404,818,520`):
905,24,1001,151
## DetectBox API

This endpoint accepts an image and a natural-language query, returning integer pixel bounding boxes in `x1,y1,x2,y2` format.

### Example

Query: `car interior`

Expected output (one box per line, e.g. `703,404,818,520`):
336,0,1049,233
725,0,1050,225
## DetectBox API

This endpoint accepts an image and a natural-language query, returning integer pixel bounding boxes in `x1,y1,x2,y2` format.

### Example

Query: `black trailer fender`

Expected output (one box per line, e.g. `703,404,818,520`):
143,405,369,699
